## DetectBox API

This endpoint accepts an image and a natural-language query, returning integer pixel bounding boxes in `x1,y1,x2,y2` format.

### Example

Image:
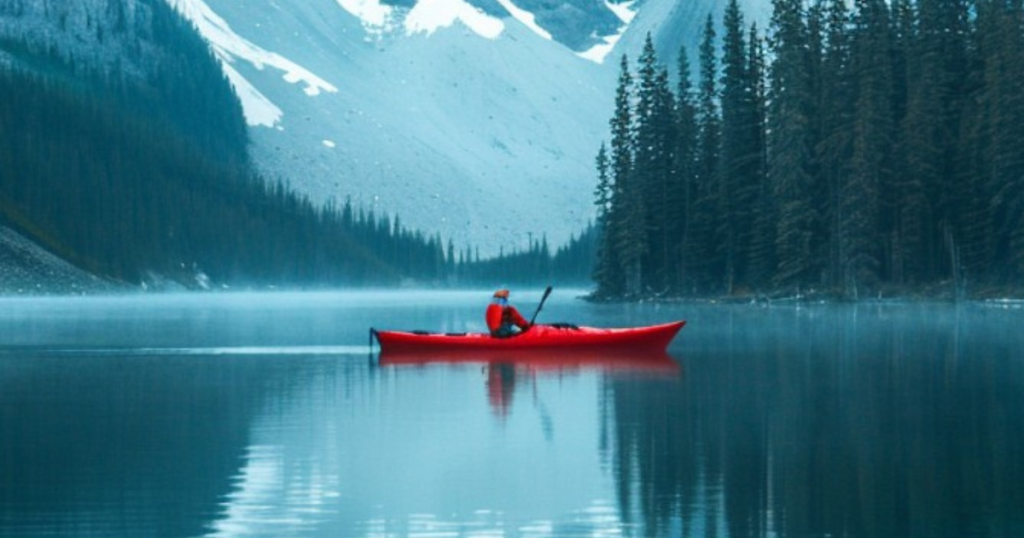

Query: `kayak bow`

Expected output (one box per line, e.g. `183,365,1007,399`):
372,320,685,354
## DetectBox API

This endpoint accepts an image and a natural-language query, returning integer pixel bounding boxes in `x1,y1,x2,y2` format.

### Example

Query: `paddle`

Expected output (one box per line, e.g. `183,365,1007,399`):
528,286,553,328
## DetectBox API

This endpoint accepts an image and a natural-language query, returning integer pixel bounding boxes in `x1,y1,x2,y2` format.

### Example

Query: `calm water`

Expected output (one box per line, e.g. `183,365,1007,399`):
1,291,1022,538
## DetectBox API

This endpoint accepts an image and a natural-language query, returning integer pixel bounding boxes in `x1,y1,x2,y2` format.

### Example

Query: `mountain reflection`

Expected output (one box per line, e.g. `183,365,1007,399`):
606,304,1024,538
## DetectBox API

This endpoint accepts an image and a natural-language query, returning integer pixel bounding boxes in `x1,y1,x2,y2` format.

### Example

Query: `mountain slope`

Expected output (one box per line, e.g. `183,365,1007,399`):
0,0,455,290
174,0,617,255
0,226,119,294
172,0,766,256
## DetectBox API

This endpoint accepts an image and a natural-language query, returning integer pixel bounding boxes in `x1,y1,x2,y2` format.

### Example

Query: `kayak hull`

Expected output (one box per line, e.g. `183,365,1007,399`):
373,320,685,354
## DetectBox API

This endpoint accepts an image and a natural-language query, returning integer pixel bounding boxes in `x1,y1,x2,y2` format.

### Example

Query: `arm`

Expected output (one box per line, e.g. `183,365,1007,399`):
508,306,530,330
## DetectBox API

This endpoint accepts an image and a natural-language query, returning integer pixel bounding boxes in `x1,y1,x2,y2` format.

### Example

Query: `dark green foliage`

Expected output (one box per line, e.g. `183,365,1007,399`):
592,0,1024,298
143,0,250,167
613,52,648,296
768,0,818,290
980,0,1024,281
684,15,724,292
635,35,677,293
719,0,761,293
0,8,447,288
591,143,614,287
842,0,893,295
593,55,637,297
672,46,699,292
746,24,774,289
458,226,597,286
816,0,854,287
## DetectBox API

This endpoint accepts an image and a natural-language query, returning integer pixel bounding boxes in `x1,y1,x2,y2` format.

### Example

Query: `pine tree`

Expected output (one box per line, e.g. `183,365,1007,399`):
674,46,699,292
805,0,827,280
654,67,680,292
817,0,854,288
594,142,613,226
684,14,723,293
634,34,677,293
897,0,973,286
984,0,1024,280
592,143,617,290
719,0,744,292
634,34,664,291
955,0,996,281
768,0,818,290
599,55,637,297
887,0,925,285
746,23,774,290
842,0,894,296
719,0,761,293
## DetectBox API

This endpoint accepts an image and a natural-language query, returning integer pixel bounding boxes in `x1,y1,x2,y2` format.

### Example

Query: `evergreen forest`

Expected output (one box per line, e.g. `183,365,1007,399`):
456,225,597,286
593,0,1024,300
0,0,475,289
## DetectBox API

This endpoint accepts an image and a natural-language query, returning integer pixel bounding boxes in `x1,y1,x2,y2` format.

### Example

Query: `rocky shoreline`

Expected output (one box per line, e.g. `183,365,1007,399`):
0,226,123,295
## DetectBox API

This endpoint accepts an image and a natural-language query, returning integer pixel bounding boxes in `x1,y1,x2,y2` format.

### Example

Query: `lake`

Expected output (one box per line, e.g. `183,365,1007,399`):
1,291,1022,537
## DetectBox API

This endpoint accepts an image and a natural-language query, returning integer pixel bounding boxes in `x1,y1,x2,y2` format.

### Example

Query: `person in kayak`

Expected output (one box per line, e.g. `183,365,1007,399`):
486,289,531,338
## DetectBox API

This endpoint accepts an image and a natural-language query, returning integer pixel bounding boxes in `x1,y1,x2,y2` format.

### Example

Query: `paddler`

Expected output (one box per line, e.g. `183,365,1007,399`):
486,289,531,338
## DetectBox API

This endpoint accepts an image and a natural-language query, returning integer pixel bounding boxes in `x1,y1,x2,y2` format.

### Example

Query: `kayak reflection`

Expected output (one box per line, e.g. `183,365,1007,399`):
380,348,681,419
378,347,681,374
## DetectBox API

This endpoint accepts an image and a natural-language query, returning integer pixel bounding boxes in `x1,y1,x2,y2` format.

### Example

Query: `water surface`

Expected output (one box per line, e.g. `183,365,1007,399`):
1,291,1022,537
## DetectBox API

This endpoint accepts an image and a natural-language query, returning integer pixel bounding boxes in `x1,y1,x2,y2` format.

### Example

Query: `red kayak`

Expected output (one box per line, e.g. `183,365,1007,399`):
372,320,685,354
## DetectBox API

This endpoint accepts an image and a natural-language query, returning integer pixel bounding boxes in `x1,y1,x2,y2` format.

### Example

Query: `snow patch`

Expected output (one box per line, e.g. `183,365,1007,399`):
404,0,504,38
606,0,637,24
576,32,622,64
576,1,635,64
494,0,551,41
333,0,397,36
169,0,338,127
221,61,283,127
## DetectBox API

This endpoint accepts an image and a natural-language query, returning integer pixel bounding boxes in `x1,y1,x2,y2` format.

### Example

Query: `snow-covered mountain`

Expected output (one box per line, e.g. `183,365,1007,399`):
168,0,766,255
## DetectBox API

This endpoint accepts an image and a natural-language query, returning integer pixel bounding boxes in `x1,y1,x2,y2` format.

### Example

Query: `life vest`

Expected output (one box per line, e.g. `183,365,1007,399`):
486,303,528,334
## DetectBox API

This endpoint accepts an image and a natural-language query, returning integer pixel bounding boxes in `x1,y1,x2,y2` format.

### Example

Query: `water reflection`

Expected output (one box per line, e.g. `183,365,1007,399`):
0,354,274,538
2,298,1023,538
379,349,680,420
201,351,644,537
606,304,1024,538
378,348,680,374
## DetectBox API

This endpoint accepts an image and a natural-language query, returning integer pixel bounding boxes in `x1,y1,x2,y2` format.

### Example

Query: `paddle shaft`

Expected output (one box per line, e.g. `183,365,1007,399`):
529,286,553,326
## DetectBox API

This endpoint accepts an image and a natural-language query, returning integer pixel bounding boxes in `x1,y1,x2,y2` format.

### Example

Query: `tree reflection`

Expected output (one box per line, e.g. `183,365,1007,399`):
606,305,1024,538
0,354,284,538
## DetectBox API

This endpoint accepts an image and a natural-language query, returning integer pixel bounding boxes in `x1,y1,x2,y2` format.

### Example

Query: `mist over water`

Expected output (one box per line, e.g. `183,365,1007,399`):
1,292,1022,537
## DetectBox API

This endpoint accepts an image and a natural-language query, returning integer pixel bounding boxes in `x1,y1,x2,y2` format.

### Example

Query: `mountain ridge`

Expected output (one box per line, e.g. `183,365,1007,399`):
176,0,765,256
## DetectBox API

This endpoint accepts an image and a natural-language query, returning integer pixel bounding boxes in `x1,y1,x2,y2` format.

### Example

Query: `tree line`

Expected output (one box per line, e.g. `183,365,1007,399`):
593,0,1024,300
455,225,597,286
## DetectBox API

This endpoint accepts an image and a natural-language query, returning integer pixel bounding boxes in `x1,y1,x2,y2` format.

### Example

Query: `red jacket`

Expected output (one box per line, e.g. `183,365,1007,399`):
486,303,529,333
